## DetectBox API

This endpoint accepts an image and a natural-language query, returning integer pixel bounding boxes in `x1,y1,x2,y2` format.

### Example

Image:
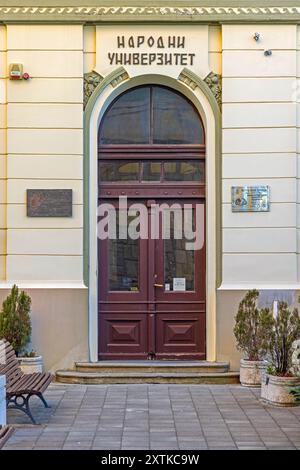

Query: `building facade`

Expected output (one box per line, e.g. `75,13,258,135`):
0,1,300,371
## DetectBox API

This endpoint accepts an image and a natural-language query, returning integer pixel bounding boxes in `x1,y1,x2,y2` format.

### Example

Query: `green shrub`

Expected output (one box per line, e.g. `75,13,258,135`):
0,284,32,355
22,350,37,358
290,386,300,403
268,302,300,376
234,289,273,361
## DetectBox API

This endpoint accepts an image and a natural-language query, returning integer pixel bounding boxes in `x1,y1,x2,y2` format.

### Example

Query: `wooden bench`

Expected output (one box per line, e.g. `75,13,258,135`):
0,340,52,424
0,425,14,449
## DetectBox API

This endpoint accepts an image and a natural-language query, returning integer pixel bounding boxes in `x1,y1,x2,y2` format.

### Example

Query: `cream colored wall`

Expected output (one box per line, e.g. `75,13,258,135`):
222,24,298,286
217,24,299,368
216,290,245,370
0,24,87,370
95,24,210,79
0,288,88,371
209,25,222,75
84,26,96,74
5,24,84,282
0,25,6,280
297,27,300,281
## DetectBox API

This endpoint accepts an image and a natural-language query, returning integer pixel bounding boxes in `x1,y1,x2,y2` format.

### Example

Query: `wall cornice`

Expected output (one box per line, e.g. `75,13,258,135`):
1,3,300,23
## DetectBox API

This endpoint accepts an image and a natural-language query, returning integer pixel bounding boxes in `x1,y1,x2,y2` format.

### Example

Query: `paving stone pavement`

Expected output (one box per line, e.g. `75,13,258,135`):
2,383,300,450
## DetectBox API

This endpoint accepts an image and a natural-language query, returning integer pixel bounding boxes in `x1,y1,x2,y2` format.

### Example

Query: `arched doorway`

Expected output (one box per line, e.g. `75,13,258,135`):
97,84,206,360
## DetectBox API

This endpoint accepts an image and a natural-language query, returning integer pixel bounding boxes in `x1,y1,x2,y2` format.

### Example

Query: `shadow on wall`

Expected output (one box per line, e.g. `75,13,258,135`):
216,290,246,371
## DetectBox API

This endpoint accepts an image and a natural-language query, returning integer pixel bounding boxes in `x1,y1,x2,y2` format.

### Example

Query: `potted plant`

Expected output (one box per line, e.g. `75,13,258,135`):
261,302,300,406
19,350,43,374
234,289,273,387
0,285,43,374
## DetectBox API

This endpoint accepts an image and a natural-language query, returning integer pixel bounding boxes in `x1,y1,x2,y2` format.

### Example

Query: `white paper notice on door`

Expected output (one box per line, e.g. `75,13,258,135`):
173,278,186,291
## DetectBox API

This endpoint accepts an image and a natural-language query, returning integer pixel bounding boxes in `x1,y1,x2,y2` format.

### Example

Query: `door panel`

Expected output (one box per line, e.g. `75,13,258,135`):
154,200,206,359
98,198,205,360
98,204,149,359
156,313,205,356
99,313,148,358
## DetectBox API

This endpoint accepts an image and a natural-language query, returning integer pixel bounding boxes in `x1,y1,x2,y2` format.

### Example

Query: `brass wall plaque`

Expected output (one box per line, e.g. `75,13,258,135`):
27,189,72,217
231,186,270,212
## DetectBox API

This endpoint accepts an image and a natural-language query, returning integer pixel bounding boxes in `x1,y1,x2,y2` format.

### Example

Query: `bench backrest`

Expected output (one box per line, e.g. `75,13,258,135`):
0,340,23,388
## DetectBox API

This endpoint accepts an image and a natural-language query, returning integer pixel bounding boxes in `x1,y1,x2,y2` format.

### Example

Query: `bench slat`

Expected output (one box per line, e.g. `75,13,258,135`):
32,374,52,393
3,367,23,387
7,373,52,395
0,426,14,449
1,339,52,395
8,373,39,393
0,364,22,384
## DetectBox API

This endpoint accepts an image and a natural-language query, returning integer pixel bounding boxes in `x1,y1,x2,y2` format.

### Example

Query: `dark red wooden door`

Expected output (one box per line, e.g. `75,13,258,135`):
153,199,206,359
97,84,206,360
98,198,205,360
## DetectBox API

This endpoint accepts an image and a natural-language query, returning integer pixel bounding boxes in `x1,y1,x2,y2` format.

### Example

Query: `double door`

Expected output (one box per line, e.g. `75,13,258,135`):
98,198,206,360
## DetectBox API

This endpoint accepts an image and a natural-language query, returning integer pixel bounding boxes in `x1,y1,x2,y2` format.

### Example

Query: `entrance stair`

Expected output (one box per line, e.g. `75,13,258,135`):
56,361,239,384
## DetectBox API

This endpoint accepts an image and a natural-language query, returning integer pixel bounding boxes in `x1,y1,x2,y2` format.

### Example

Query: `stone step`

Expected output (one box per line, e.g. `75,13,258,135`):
75,360,230,374
55,370,239,385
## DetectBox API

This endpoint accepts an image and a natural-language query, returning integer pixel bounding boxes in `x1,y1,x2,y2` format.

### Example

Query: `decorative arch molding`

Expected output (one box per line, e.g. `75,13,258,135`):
84,71,103,110
84,68,221,362
179,68,222,110
83,67,129,110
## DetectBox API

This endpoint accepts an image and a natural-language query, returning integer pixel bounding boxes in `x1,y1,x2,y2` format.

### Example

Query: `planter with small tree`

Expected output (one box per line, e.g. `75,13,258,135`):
234,289,273,387
19,350,43,374
261,302,300,406
0,285,43,374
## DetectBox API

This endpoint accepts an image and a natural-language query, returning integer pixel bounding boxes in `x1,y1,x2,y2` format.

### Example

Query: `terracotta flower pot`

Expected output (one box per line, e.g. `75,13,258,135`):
18,356,43,374
261,373,300,407
240,359,268,387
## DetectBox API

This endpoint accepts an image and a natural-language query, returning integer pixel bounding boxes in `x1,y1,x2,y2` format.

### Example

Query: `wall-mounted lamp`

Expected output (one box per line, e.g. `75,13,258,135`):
253,32,261,42
264,49,272,56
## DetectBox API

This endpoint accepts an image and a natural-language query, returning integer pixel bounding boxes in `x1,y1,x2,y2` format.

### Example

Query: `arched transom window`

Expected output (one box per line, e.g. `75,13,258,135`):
98,85,205,196
99,85,204,146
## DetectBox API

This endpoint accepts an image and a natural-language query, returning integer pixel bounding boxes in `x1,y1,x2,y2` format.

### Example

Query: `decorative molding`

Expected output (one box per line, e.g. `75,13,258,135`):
204,72,222,110
84,68,129,108
84,71,103,109
0,282,88,289
110,69,129,88
1,5,300,22
178,69,222,110
178,71,198,91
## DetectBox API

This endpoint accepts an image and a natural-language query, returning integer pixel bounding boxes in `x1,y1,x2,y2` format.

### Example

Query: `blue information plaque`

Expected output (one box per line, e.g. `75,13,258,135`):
231,186,270,212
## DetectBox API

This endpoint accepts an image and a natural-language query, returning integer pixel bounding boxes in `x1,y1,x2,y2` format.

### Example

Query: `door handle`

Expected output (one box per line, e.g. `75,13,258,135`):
154,283,163,288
